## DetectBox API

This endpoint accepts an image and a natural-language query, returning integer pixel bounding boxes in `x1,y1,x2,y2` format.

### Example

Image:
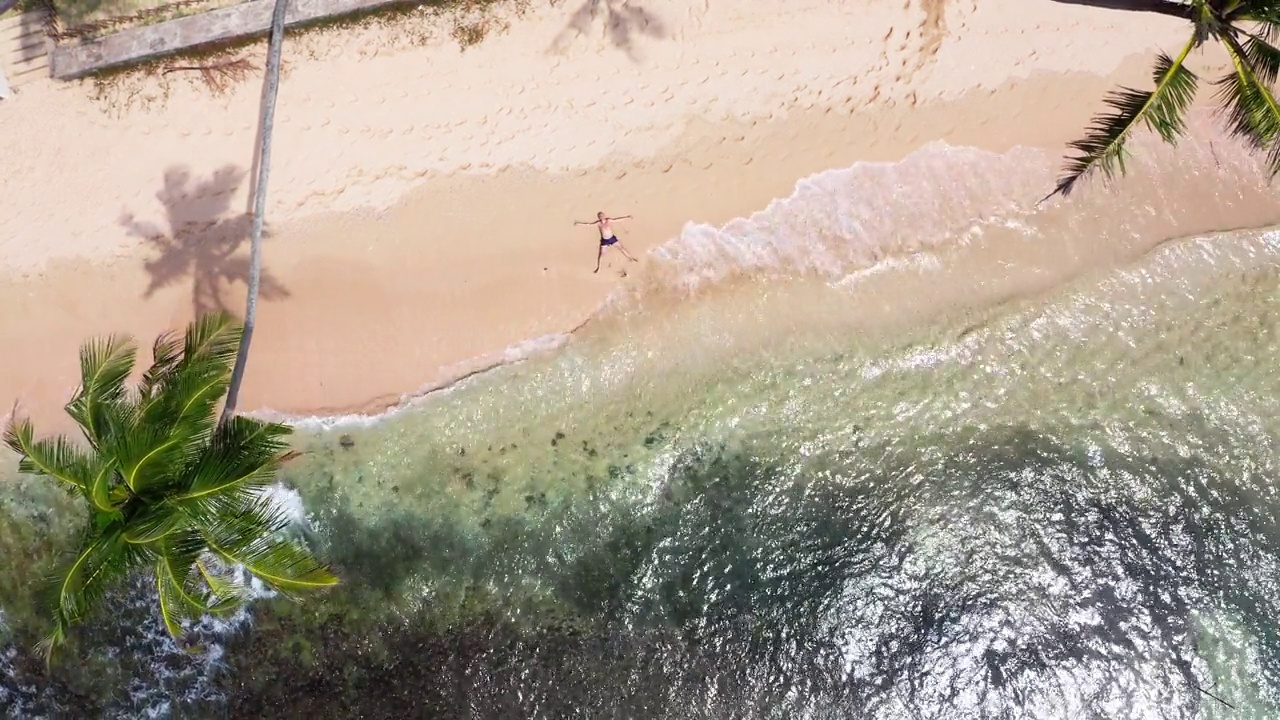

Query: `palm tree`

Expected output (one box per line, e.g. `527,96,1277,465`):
223,0,291,422
4,312,337,660
1049,0,1280,197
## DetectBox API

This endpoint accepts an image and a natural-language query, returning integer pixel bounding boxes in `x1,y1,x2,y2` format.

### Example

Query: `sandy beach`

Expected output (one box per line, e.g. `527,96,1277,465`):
0,0,1247,431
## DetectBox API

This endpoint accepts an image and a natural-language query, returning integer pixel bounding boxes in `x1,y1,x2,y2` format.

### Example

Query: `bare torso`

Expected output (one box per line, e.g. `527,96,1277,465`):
599,218,615,240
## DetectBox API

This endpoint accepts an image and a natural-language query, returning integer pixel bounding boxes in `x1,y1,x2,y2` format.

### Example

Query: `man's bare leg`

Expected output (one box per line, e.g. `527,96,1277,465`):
616,242,638,262
594,244,604,273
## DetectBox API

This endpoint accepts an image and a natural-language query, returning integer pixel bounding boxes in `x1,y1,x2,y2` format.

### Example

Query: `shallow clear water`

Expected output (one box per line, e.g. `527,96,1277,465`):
3,123,1280,718
267,230,1280,720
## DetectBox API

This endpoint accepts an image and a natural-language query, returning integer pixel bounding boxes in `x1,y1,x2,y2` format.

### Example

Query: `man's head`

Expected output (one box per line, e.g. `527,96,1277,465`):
597,211,605,221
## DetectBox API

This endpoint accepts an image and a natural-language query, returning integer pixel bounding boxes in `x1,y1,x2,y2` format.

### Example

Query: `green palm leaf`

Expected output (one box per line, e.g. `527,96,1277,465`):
154,532,210,639
217,535,338,598
196,557,247,611
39,526,150,659
88,459,122,512
3,417,94,493
1215,31,1280,175
181,311,243,371
175,417,291,501
1242,31,1280,84
198,494,338,597
64,335,136,447
174,367,231,422
139,331,183,402
49,531,119,625
1235,0,1280,28
137,312,239,427
1051,38,1200,198
137,320,238,436
123,503,188,544
115,423,187,494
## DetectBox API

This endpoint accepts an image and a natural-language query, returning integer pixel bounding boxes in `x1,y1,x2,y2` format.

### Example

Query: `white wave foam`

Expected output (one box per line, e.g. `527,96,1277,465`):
257,482,310,529
833,252,943,288
649,142,1051,291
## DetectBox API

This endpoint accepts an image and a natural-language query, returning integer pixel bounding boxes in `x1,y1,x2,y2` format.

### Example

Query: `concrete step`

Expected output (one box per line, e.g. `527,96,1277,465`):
0,11,50,89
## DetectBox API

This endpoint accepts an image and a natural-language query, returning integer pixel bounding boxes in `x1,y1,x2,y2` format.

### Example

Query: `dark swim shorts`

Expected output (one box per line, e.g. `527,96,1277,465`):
601,236,619,246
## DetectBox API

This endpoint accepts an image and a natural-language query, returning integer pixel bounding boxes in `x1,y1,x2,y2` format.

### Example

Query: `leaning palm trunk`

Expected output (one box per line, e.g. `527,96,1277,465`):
223,0,290,423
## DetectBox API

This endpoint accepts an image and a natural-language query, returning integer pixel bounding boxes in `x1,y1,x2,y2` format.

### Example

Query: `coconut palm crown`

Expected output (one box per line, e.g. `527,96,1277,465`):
4,312,337,660
1051,0,1280,197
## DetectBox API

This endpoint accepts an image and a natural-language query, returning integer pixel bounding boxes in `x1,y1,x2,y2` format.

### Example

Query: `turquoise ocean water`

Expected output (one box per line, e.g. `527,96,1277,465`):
3,120,1280,718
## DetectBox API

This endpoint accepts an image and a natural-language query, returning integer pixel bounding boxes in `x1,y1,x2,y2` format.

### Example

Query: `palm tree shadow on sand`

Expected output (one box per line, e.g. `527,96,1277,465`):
120,165,289,315
549,0,668,60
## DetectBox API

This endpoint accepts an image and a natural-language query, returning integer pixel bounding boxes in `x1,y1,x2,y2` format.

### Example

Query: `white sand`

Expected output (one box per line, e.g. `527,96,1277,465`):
0,0,1246,430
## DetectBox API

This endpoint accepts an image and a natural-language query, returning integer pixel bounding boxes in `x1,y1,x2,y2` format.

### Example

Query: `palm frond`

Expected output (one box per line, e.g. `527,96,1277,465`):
123,503,188,544
1234,0,1280,26
197,493,338,598
136,324,239,452
182,311,243,370
64,335,136,447
1242,31,1280,85
155,562,186,640
216,535,338,598
139,331,183,401
1051,38,1200,198
167,361,233,429
175,417,291,502
135,313,240,430
154,533,209,640
3,417,95,494
196,557,248,611
135,379,225,491
114,422,187,494
88,460,122,513
1215,31,1280,175
35,624,67,667
40,526,146,657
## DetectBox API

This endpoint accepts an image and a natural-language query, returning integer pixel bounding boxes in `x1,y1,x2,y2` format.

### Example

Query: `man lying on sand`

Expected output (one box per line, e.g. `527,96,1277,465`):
576,211,638,273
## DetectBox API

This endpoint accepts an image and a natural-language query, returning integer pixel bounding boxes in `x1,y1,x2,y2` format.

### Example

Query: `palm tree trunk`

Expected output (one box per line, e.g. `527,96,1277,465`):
1047,0,1195,19
222,0,289,424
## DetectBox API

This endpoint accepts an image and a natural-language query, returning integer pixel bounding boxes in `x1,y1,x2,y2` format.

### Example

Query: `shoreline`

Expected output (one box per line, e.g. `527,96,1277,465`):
0,0,1255,435
264,179,1280,430
262,219,1280,432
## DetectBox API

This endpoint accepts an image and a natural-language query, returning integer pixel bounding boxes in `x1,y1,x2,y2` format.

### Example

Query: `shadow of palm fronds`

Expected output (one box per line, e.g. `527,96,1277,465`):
549,0,668,60
121,165,289,315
